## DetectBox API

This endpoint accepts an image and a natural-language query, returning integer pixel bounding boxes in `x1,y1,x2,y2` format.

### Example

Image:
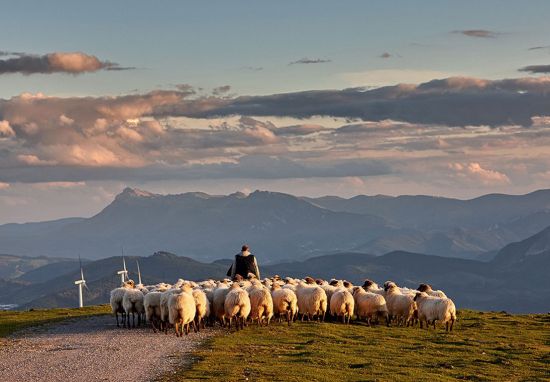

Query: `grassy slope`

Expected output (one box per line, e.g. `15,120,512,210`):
0,305,110,337
168,310,550,382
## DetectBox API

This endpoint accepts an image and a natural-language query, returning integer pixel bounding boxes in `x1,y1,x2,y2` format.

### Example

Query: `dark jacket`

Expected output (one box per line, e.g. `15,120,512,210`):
227,251,260,279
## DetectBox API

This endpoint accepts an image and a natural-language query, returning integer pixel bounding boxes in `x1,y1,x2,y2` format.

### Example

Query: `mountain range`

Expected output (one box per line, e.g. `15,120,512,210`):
2,188,550,263
2,223,549,312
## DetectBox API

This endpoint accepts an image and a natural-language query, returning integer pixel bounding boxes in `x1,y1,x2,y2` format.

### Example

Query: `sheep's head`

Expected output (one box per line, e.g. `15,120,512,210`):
233,274,244,283
304,276,316,285
363,279,375,289
417,283,432,292
247,272,257,280
413,292,427,301
271,282,281,291
329,279,340,286
343,281,352,288
351,286,362,296
383,281,396,291
315,279,325,285
124,280,135,288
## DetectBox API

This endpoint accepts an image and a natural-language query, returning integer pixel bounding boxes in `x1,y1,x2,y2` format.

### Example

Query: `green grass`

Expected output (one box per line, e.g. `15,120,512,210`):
165,310,550,382
0,305,111,338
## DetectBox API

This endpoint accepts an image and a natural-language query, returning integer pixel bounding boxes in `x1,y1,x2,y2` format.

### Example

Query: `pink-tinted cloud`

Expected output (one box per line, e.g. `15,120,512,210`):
449,162,510,185
0,51,133,75
0,120,15,137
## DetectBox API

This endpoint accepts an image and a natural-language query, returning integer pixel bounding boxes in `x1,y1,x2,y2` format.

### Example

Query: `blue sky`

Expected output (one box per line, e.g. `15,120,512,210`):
1,1,550,223
1,0,550,97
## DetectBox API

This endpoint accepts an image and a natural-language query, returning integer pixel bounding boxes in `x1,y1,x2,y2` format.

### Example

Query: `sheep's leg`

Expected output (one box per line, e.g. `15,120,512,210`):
450,318,454,332
433,320,436,330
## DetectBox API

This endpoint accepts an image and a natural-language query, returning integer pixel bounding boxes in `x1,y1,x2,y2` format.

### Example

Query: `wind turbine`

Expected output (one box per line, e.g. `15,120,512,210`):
117,250,129,285
136,259,143,286
74,256,88,308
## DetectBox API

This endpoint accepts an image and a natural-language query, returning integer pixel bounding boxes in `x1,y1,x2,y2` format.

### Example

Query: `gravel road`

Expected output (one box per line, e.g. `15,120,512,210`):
0,315,217,382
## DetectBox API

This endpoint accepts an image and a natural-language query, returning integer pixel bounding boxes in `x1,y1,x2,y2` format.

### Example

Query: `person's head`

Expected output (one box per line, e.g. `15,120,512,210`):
241,245,249,252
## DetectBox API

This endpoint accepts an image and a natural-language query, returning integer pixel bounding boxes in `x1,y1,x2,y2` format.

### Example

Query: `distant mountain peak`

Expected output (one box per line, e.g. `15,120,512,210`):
116,187,157,200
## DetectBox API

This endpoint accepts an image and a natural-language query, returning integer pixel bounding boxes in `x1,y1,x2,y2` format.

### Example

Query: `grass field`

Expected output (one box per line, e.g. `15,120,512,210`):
0,305,111,338
166,310,550,382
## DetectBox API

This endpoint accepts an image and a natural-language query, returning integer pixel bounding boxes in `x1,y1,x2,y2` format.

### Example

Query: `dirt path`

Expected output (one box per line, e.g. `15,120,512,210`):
0,315,217,382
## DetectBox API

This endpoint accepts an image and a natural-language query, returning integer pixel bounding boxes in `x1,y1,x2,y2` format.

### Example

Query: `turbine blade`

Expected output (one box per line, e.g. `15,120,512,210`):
81,267,84,282
136,260,142,285
83,282,90,291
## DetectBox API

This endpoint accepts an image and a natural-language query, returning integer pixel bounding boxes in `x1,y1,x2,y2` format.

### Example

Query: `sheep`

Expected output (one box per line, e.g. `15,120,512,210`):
144,291,162,332
192,288,210,330
212,281,231,326
271,283,298,325
160,288,182,333
362,279,385,296
123,287,145,329
247,280,274,326
295,281,328,322
109,280,134,327
168,285,197,336
384,283,416,327
224,283,251,330
329,288,355,324
352,286,389,326
417,283,448,298
414,292,456,332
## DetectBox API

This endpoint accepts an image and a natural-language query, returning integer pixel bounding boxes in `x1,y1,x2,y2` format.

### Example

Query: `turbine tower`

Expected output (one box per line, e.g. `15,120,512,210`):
74,256,88,308
116,248,128,285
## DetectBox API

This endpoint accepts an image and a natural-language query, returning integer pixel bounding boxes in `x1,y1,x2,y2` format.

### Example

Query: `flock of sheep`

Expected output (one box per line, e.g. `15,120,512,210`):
110,275,457,337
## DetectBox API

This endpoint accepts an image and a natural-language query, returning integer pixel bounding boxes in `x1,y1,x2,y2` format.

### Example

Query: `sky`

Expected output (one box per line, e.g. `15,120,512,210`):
1,0,550,223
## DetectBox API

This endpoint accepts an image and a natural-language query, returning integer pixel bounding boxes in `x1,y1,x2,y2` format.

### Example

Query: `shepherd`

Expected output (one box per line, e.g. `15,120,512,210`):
227,245,261,280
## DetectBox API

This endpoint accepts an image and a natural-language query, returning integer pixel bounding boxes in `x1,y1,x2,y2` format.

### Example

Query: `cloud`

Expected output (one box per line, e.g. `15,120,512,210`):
518,64,550,74
212,85,231,96
449,162,510,185
453,29,500,38
242,66,263,71
0,120,15,137
178,76,550,127
31,181,86,190
379,52,392,59
0,51,132,75
527,45,550,51
289,58,331,65
340,69,455,87
0,182,9,190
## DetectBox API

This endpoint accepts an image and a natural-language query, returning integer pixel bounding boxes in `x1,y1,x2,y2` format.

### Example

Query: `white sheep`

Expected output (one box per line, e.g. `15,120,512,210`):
109,280,134,328
329,288,355,324
352,286,389,326
414,292,456,331
168,285,197,336
224,283,251,330
417,283,448,298
144,291,162,332
247,280,274,326
362,279,385,296
212,281,231,326
192,288,210,330
123,287,145,328
384,283,416,327
160,288,181,333
271,283,298,325
295,281,328,322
